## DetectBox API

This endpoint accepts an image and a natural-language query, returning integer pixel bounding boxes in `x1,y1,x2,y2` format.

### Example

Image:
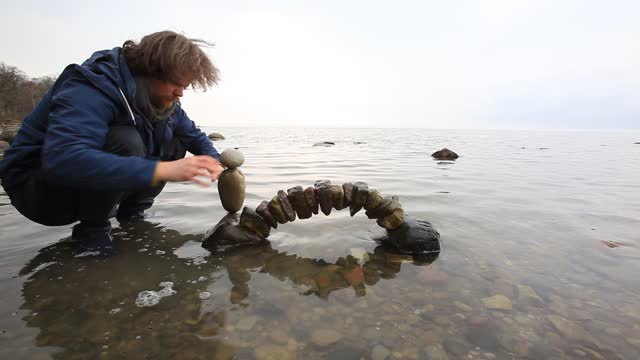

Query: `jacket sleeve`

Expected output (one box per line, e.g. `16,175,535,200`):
42,75,158,191
172,106,221,160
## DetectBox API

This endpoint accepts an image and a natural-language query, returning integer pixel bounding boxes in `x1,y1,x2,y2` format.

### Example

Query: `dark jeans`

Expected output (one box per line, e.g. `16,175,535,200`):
8,126,185,227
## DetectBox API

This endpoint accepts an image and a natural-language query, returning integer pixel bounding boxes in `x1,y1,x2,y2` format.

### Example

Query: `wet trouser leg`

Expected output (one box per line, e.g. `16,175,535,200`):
8,126,147,228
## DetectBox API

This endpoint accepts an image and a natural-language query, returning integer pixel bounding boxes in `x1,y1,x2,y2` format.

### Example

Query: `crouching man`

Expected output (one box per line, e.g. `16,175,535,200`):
0,31,224,255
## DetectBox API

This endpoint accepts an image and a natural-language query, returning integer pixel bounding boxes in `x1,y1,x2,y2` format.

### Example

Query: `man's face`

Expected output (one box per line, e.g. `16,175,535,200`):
148,77,191,109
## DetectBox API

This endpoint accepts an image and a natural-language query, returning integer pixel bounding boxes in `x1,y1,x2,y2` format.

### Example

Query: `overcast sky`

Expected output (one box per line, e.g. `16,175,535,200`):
1,0,638,129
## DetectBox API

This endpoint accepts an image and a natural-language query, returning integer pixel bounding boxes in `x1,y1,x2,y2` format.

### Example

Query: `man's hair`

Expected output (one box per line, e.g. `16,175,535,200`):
122,31,219,91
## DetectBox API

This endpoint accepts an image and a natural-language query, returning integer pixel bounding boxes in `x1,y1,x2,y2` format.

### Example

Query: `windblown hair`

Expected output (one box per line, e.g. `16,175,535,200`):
122,31,219,91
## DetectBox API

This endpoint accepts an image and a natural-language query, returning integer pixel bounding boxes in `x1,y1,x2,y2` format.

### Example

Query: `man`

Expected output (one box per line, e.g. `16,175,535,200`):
0,31,224,255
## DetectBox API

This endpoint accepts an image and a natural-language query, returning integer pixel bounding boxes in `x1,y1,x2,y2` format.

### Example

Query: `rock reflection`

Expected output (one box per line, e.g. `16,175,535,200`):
223,242,438,303
18,220,438,359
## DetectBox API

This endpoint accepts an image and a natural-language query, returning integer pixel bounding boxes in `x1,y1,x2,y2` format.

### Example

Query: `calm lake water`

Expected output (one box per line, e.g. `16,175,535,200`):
1,127,639,359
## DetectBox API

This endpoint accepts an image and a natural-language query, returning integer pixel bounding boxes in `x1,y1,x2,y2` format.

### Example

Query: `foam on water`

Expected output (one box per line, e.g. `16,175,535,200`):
135,282,177,307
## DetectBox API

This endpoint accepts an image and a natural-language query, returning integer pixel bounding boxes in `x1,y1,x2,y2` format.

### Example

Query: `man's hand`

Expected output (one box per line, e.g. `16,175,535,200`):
153,156,225,187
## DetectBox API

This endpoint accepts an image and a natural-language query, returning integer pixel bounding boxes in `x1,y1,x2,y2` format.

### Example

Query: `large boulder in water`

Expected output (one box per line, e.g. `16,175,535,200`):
431,148,459,160
375,215,440,254
202,213,267,253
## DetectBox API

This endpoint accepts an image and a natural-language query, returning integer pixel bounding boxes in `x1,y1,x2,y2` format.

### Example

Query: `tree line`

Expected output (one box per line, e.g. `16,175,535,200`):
0,63,57,127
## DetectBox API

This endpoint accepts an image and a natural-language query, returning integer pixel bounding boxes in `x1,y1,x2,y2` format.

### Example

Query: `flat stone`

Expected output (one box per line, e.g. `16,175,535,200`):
304,186,319,215
423,345,450,360
255,345,295,360
371,344,391,360
376,208,404,230
517,284,544,307
277,190,296,222
268,196,289,224
239,207,271,238
236,315,258,331
350,182,369,216
220,148,244,168
548,315,593,342
311,328,342,347
481,295,513,311
331,185,346,210
217,168,245,213
256,200,277,229
287,186,312,219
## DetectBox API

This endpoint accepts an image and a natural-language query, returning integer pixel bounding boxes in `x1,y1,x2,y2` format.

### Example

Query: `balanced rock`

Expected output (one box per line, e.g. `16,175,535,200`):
218,168,245,213
366,195,401,219
239,207,271,239
331,185,346,210
363,189,383,212
208,132,225,141
315,180,333,216
304,186,319,215
268,196,288,224
350,182,369,216
202,213,267,253
377,208,405,230
342,183,354,207
220,148,244,169
431,148,459,160
277,190,296,222
256,200,277,229
287,186,312,219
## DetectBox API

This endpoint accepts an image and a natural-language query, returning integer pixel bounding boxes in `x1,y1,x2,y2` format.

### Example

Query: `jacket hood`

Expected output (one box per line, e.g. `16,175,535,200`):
74,47,137,105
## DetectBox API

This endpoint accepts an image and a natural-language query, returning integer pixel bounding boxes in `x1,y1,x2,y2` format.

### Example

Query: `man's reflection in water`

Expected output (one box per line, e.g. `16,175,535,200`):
19,220,438,359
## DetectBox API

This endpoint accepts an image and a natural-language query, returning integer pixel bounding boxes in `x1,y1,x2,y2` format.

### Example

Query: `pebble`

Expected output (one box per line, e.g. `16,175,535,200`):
311,328,342,347
372,344,391,360
423,344,450,360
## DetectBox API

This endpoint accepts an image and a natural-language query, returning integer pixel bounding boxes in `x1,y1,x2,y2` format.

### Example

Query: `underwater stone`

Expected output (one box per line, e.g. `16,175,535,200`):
304,186,319,215
256,200,277,229
366,195,401,219
268,196,289,224
218,168,245,213
363,189,383,212
239,207,271,239
350,182,369,216
377,208,405,230
331,185,346,210
220,148,244,169
277,190,296,222
287,186,312,219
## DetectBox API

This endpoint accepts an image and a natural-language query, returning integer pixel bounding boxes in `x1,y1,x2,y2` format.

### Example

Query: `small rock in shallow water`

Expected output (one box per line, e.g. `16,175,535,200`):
371,344,391,360
431,148,459,160
208,132,225,140
313,141,335,147
481,295,513,311
311,328,342,347
423,345,450,360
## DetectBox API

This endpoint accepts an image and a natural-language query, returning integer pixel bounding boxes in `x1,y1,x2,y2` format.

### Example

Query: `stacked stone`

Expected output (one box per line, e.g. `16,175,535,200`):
234,180,407,241
217,149,246,213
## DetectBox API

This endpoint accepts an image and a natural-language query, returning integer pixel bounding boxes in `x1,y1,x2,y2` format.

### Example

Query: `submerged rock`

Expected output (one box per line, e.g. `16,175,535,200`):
431,148,459,160
313,141,335,147
202,213,267,253
375,215,440,254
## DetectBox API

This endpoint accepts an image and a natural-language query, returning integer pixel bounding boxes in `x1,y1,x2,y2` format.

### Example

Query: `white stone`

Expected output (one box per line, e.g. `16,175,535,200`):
220,148,244,169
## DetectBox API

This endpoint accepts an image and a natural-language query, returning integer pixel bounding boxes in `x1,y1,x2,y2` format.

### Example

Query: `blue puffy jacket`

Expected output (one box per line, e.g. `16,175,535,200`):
0,47,220,193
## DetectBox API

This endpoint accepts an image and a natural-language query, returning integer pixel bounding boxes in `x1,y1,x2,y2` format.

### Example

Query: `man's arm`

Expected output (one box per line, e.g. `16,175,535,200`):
43,75,157,191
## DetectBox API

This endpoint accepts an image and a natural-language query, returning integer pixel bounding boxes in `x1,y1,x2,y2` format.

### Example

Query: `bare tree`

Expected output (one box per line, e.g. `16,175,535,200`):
0,63,57,127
